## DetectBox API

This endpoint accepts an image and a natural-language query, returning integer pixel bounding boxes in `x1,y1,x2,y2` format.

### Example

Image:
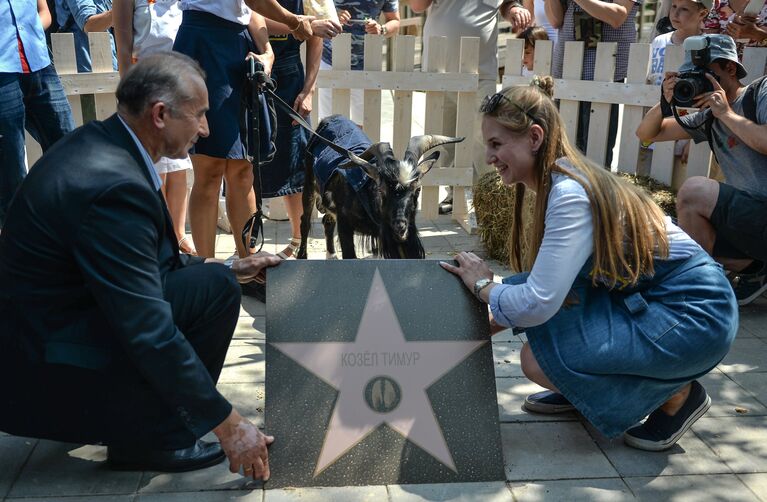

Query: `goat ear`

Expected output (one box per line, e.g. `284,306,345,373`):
413,150,440,179
338,157,380,184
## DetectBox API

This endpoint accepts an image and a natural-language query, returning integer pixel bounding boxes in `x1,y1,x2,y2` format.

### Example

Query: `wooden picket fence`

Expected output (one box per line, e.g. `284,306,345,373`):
503,39,767,188
28,33,767,231
312,33,479,228
27,32,480,232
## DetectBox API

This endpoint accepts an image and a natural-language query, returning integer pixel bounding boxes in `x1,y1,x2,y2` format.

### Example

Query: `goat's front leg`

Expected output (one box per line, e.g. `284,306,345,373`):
322,214,338,259
337,219,357,259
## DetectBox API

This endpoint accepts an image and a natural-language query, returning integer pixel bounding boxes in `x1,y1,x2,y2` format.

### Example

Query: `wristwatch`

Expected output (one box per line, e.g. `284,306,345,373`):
473,278,494,300
381,24,388,36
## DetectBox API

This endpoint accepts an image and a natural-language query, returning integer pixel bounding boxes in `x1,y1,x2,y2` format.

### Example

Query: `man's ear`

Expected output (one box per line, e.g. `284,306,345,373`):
151,101,168,130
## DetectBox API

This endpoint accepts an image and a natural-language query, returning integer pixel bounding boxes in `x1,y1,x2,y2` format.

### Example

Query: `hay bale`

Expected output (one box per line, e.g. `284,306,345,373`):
617,173,677,218
472,172,535,266
473,171,678,266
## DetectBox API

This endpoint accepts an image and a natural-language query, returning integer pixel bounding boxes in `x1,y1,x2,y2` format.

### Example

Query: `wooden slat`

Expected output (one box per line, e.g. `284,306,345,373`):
51,33,84,127
89,32,117,120
560,42,585,143
586,42,617,166
362,35,383,141
453,37,480,231
316,69,479,92
421,36,447,219
503,76,660,106
331,34,352,117
650,44,684,185
392,36,415,158
617,43,651,174
420,167,473,187
504,38,525,78
742,46,767,86
533,40,553,76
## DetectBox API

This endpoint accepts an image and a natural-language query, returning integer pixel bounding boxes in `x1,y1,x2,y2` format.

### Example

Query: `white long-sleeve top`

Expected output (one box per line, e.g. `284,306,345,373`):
488,159,701,329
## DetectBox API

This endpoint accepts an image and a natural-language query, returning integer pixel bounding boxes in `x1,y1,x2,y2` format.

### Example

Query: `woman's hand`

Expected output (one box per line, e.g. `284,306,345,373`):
246,51,274,77
439,251,494,292
311,18,343,39
292,89,314,124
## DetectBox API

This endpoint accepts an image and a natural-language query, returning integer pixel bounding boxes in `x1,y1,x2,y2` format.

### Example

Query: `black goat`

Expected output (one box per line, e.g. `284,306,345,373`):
297,115,462,259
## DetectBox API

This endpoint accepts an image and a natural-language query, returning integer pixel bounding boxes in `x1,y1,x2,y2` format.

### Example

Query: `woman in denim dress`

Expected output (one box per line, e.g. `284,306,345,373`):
442,77,738,451
262,2,340,259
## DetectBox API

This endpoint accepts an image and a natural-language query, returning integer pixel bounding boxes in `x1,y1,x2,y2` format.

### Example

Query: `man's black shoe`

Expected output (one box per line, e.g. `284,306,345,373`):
241,281,266,303
107,440,226,472
438,202,453,215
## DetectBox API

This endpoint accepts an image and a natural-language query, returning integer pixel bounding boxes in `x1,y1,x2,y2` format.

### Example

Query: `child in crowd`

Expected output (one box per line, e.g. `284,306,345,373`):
520,25,549,77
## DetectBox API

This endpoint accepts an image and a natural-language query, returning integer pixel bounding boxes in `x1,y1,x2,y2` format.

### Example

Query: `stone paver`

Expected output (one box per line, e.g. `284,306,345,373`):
7,441,141,498
387,481,511,501
623,474,760,501
3,214,767,502
501,422,619,481
509,478,634,501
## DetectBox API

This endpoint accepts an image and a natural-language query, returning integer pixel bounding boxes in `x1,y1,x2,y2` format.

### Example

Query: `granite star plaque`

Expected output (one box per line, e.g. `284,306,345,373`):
265,260,504,488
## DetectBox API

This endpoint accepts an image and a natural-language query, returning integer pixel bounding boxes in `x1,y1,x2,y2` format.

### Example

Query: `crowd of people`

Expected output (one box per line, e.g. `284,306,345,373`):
0,0,765,483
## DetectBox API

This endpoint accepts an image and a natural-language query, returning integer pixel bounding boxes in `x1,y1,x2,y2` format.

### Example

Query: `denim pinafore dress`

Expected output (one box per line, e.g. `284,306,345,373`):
259,0,309,198
505,250,738,437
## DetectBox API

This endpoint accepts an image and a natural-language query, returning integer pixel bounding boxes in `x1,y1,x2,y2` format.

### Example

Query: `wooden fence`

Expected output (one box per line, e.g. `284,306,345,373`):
503,39,767,189
28,33,767,231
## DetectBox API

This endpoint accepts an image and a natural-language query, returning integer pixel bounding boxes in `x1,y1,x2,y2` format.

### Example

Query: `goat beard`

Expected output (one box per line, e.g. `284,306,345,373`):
379,224,425,259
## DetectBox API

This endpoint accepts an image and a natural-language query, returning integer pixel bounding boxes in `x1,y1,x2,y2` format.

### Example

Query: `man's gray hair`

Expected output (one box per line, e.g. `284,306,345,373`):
116,51,206,117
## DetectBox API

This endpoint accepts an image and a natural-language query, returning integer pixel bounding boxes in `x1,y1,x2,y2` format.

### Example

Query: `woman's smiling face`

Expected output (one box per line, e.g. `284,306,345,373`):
482,115,537,188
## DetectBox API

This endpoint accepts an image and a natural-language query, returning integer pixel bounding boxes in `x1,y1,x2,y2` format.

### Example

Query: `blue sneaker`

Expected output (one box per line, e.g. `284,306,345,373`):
523,390,576,414
623,380,710,451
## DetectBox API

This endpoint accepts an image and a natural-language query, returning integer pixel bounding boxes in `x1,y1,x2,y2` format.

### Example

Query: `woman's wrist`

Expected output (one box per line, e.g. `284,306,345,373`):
289,15,302,32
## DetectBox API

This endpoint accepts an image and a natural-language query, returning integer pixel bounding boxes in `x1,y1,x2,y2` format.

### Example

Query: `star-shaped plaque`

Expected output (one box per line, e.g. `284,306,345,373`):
265,261,505,487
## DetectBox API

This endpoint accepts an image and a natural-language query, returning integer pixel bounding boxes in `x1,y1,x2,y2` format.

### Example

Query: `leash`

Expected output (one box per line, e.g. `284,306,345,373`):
242,66,373,253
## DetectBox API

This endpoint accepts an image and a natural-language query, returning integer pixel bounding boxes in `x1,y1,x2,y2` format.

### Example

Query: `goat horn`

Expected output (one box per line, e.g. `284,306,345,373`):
337,142,393,170
404,135,464,165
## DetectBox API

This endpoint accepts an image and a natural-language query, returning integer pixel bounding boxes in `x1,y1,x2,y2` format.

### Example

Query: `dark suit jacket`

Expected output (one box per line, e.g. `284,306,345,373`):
0,114,231,437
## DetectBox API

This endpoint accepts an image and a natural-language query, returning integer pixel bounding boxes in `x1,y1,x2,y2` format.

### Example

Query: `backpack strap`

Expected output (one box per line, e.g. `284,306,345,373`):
743,75,767,124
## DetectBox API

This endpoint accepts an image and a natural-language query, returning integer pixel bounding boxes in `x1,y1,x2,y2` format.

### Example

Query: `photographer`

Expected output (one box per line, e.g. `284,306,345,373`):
636,34,767,305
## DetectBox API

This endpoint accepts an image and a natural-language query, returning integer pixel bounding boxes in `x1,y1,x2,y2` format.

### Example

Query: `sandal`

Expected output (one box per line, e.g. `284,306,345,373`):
277,237,301,260
178,235,197,256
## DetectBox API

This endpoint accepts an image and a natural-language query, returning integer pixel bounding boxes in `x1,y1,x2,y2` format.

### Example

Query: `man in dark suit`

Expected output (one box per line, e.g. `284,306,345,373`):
0,52,278,479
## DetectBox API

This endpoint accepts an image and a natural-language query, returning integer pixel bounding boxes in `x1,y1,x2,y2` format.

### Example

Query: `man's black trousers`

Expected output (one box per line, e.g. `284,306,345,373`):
0,263,240,450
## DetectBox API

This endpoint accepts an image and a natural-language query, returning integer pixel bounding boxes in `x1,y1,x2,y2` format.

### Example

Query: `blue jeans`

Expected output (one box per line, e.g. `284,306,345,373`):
0,64,75,225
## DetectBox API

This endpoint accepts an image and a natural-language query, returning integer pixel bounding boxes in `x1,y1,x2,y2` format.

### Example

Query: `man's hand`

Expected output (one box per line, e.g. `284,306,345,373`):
364,18,384,34
489,314,508,335
213,409,274,480
337,9,351,24
505,6,533,32
662,71,679,104
290,15,314,40
231,252,281,284
311,18,343,38
694,73,733,119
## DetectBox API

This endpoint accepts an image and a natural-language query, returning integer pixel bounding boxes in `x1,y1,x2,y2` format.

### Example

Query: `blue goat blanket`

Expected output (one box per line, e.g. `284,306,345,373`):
307,114,371,194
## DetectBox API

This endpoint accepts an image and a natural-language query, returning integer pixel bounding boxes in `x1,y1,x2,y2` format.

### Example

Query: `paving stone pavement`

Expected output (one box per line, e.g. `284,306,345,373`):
3,215,767,502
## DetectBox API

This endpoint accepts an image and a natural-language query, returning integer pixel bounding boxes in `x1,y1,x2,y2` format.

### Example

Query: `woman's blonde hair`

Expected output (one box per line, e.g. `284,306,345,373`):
483,76,670,288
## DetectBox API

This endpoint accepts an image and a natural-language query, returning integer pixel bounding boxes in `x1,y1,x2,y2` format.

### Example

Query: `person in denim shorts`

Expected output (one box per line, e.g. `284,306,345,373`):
442,77,737,452
0,0,75,227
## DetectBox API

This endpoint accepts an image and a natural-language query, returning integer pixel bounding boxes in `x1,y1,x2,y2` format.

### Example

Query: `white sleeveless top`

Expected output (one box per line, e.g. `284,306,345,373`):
132,0,184,60
180,0,251,25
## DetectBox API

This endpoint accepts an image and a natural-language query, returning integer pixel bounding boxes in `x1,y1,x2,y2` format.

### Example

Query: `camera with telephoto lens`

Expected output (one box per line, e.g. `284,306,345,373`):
673,36,719,108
